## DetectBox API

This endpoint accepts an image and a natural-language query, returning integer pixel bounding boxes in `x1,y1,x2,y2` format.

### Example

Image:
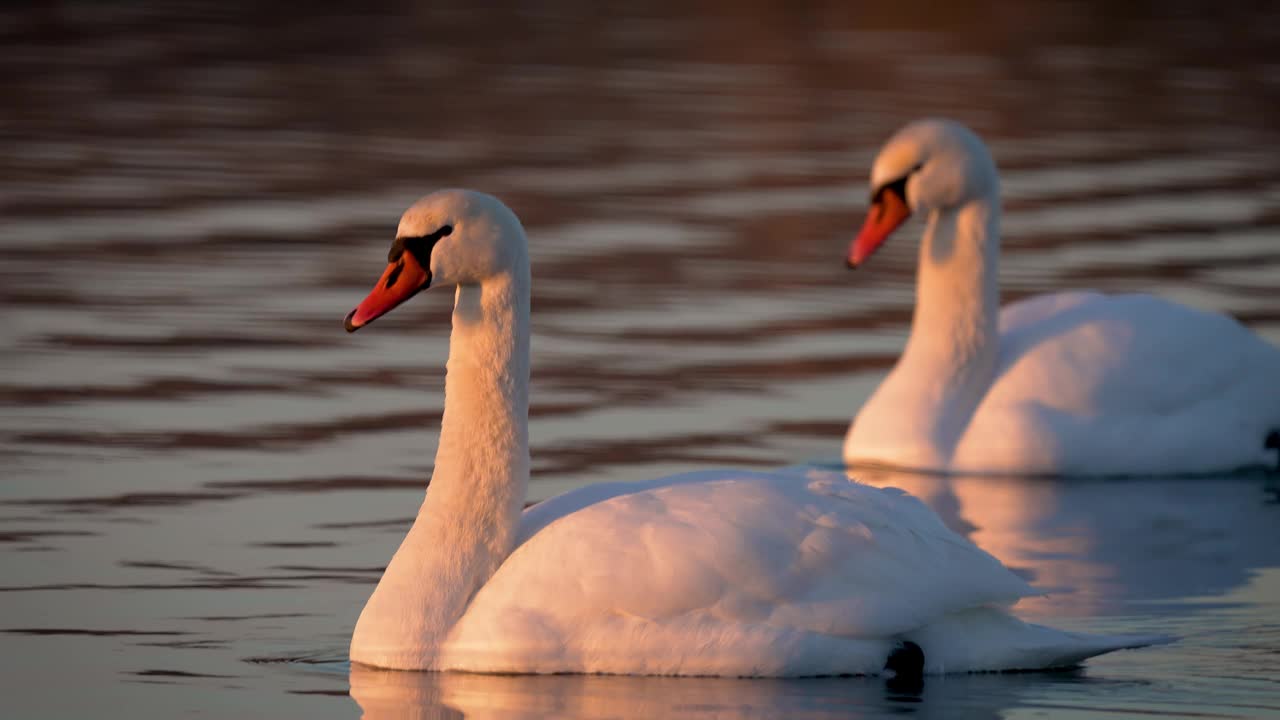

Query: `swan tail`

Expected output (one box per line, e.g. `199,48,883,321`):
906,607,1172,674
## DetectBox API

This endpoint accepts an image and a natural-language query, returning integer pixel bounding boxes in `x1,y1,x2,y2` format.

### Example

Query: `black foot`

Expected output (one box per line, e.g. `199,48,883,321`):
1266,430,1280,471
884,640,924,694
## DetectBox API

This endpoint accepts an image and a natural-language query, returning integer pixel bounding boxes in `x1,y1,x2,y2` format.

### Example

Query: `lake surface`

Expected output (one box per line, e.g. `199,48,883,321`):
3,2,1279,718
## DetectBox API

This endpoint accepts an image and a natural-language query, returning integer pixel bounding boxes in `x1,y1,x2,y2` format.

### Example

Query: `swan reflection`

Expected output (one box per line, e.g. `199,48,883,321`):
349,662,1076,719
849,468,1280,616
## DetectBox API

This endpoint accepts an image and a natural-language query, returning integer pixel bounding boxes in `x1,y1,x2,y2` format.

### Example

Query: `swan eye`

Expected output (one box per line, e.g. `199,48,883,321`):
388,225,454,263
871,164,922,204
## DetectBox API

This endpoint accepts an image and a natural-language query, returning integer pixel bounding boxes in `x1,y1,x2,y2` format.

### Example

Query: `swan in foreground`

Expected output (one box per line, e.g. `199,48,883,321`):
844,119,1280,476
344,189,1158,675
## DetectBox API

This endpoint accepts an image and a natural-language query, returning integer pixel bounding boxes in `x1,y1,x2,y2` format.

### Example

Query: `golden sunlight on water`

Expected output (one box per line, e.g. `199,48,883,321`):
2,1,1279,718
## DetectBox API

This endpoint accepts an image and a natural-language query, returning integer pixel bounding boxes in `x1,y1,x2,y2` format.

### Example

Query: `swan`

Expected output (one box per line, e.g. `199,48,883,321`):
343,189,1159,676
843,119,1280,477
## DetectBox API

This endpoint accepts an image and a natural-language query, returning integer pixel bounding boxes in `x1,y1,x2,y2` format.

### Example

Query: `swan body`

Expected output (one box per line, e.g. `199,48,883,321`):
345,189,1159,675
844,119,1280,476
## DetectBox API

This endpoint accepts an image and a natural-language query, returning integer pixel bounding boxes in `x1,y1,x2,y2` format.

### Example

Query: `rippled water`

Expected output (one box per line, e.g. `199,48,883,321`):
3,3,1280,718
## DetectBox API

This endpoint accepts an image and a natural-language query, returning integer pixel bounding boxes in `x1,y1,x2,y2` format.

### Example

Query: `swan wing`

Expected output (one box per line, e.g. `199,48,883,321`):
954,292,1280,474
442,469,1033,674
995,292,1273,413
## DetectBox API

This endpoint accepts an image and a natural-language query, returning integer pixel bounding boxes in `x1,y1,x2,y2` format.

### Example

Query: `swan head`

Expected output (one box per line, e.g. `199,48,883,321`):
344,190,526,332
847,119,997,268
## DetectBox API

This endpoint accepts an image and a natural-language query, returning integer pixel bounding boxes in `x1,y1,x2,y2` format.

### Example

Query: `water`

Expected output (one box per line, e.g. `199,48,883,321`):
3,2,1280,717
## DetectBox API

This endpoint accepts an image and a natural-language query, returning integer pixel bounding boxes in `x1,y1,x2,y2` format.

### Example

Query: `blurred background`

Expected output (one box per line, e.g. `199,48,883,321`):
2,2,1279,718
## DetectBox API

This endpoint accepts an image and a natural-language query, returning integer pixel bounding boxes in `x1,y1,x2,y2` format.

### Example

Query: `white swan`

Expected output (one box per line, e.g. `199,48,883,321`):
844,119,1280,477
344,189,1158,675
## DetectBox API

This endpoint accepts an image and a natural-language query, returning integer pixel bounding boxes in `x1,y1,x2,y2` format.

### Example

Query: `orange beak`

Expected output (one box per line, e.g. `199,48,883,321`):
847,189,912,269
344,251,431,332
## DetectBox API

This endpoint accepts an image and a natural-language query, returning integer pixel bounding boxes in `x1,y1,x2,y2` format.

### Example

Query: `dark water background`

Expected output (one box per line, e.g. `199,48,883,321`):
2,2,1279,717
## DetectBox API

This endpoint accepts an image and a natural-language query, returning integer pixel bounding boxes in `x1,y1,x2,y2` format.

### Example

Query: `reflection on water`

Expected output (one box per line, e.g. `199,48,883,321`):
350,663,1071,720
849,469,1280,616
3,1,1280,718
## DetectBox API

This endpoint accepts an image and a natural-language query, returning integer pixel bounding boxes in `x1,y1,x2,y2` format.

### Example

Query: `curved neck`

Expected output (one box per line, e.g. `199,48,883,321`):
899,194,1001,454
351,268,531,669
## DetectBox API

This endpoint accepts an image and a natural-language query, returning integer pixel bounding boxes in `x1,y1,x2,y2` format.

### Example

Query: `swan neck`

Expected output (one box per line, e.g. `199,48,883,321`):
885,192,1001,462
910,195,1000,363
433,270,531,564
350,267,531,668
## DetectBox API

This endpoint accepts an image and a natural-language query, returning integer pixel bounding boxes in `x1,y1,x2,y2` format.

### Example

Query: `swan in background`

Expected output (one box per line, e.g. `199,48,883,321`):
343,189,1158,676
843,118,1280,477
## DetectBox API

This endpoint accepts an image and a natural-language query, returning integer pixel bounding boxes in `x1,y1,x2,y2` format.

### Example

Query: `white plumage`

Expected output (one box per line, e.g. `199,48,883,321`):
845,120,1280,476
444,469,1151,675
347,189,1160,676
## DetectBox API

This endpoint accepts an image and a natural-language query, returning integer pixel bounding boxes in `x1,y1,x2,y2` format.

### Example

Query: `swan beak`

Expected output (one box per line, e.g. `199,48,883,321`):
847,191,911,269
344,252,431,332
